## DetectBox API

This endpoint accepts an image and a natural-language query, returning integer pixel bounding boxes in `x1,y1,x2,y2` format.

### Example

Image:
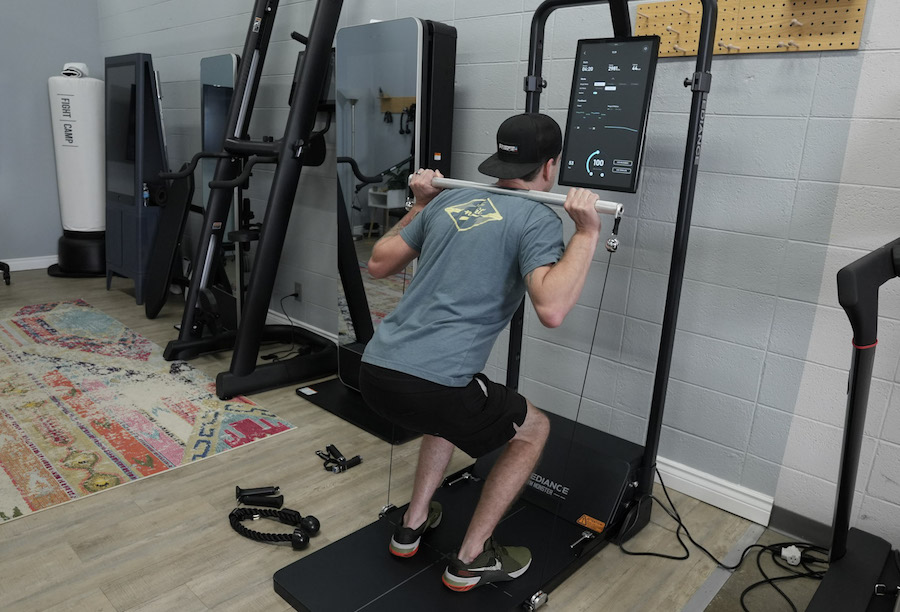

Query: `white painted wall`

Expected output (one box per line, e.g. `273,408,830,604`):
90,0,900,544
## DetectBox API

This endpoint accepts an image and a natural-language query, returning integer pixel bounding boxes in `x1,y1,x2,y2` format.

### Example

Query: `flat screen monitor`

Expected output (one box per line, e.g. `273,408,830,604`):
201,84,234,151
558,36,659,193
106,64,137,199
105,54,169,204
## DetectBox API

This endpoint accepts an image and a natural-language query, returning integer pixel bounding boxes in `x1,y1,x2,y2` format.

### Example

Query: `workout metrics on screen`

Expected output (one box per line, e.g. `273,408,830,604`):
559,36,659,193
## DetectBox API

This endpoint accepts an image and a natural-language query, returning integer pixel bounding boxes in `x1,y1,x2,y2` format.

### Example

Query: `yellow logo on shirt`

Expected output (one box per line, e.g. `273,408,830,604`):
444,198,503,231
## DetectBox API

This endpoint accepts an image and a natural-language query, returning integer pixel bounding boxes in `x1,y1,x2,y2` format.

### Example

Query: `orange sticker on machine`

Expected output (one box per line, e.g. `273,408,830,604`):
577,515,606,533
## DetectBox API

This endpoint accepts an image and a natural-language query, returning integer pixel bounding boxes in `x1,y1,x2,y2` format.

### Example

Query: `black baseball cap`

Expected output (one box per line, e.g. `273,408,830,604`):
478,113,562,180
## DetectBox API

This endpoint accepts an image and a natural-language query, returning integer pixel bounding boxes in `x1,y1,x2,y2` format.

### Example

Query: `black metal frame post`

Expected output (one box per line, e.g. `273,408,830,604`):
830,346,877,558
162,0,342,399
166,0,279,359
638,0,716,500
506,0,718,511
508,0,632,390
218,0,343,395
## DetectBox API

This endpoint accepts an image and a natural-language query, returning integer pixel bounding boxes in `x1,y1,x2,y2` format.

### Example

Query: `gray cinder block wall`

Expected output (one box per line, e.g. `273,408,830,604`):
92,0,900,545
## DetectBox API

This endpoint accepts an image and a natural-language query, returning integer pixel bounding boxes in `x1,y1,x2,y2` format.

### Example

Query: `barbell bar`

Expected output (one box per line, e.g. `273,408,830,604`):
410,175,623,252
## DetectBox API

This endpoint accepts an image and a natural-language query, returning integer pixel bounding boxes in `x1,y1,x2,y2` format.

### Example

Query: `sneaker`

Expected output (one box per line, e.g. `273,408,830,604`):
389,501,442,558
442,537,532,592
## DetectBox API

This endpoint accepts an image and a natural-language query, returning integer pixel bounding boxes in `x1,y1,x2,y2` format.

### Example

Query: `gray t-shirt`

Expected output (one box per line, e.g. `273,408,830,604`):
362,187,564,387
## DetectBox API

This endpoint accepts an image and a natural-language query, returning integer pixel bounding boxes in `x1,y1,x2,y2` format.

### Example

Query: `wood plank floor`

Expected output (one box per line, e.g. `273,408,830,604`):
0,270,754,611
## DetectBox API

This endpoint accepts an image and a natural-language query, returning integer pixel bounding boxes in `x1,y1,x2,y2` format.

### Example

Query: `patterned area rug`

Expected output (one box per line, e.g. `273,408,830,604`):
0,299,294,522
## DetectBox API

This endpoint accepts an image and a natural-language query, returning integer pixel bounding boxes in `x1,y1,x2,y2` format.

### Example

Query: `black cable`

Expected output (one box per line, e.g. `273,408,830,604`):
751,545,794,612
616,467,830,611
261,294,300,361
739,556,826,612
737,543,827,611
618,495,689,560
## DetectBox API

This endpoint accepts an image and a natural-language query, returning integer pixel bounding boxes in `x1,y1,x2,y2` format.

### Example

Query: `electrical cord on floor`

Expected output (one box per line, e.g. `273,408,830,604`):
737,542,827,612
261,293,300,362
617,468,829,611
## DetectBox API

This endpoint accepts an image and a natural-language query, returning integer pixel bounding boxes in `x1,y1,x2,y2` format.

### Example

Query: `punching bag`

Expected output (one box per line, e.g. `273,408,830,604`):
47,62,106,276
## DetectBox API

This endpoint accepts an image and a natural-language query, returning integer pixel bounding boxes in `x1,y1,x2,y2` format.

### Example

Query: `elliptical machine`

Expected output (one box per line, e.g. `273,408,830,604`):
162,0,341,399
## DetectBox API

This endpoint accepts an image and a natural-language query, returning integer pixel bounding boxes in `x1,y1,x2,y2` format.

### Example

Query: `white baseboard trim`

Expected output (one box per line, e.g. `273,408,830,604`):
4,255,58,272
656,456,773,526
266,308,338,344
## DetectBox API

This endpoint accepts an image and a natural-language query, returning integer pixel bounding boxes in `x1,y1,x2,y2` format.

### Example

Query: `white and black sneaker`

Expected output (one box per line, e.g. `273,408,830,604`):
442,536,532,591
389,501,442,558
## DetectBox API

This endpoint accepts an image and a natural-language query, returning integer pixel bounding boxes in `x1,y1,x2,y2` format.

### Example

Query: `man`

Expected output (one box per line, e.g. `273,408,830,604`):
359,112,602,592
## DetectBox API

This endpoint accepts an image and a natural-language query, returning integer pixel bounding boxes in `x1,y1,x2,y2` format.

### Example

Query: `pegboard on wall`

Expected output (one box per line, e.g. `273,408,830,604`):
634,0,868,57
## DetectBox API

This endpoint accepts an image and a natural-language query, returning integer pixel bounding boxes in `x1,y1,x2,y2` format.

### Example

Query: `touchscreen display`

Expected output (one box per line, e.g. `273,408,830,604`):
559,36,659,193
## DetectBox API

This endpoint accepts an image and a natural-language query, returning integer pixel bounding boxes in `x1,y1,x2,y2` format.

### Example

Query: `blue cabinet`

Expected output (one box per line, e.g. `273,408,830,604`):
104,53,168,304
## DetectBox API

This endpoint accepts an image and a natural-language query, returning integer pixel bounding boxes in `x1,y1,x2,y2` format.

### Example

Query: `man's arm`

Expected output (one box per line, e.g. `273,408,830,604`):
525,188,602,328
366,205,422,278
367,168,443,279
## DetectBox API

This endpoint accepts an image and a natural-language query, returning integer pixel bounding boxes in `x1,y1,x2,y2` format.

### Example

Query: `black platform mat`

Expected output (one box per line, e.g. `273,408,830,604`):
274,478,604,612
299,378,419,445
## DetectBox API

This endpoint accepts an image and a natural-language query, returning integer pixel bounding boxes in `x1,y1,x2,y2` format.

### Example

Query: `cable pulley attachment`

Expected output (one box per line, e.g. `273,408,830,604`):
229,507,320,550
379,503,397,519
606,215,622,253
315,444,362,473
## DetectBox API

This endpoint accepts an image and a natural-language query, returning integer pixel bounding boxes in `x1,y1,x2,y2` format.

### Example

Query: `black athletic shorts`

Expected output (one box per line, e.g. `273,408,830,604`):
359,363,528,458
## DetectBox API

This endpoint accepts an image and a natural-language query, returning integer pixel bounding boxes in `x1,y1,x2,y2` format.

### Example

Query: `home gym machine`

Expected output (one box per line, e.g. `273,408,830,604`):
162,0,341,399
274,1,718,610
806,237,900,612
